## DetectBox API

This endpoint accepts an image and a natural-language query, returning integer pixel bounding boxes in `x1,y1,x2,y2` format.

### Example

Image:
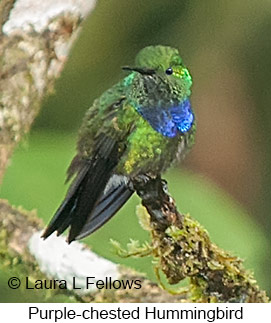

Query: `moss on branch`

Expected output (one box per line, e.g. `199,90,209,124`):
122,176,270,303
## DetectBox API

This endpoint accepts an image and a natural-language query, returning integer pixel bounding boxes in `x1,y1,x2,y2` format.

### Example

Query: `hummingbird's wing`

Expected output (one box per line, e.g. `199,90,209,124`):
42,133,121,242
42,95,135,242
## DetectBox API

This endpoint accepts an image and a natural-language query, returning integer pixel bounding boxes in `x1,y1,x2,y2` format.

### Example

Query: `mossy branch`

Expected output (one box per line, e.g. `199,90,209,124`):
128,176,269,303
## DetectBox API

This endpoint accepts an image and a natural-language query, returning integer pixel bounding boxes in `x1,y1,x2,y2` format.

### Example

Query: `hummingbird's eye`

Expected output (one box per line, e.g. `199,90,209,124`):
165,67,173,75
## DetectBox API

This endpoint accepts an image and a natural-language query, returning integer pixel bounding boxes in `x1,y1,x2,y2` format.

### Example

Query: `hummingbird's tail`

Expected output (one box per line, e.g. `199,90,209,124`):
42,134,133,243
75,177,134,240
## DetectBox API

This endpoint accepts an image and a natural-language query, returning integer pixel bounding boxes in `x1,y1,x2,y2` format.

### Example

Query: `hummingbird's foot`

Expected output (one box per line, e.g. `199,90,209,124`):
134,174,153,184
132,175,171,230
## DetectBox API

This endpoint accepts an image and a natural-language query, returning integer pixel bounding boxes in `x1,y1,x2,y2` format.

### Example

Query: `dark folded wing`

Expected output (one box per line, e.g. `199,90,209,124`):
42,133,120,243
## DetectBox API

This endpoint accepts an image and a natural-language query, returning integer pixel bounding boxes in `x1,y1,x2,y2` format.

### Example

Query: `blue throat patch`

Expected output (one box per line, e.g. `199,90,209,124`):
137,99,194,138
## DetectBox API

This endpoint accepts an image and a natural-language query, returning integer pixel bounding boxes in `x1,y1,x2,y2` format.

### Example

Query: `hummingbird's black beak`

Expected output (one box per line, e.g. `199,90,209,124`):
122,66,155,75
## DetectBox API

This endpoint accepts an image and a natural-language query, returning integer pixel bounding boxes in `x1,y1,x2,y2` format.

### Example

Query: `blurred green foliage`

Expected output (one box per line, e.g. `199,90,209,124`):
1,0,271,301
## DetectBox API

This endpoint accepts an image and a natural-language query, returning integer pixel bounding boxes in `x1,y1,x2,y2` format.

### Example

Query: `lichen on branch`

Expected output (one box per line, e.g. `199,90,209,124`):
0,0,96,182
0,199,188,303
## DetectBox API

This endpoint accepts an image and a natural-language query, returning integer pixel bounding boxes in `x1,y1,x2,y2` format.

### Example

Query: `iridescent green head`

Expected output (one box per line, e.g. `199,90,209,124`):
135,45,192,97
123,45,192,105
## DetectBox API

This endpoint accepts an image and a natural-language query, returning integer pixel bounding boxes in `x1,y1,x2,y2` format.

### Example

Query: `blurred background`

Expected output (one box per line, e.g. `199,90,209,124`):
1,0,270,301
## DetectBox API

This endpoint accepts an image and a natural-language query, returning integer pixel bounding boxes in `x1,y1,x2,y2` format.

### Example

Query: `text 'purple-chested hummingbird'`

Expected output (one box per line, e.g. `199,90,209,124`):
42,45,196,243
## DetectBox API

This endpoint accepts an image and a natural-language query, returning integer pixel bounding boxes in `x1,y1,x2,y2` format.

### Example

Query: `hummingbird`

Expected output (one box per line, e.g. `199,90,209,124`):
42,45,196,243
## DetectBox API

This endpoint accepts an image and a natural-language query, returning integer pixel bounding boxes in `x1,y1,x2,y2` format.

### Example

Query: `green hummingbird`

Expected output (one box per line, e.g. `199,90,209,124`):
42,45,196,243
